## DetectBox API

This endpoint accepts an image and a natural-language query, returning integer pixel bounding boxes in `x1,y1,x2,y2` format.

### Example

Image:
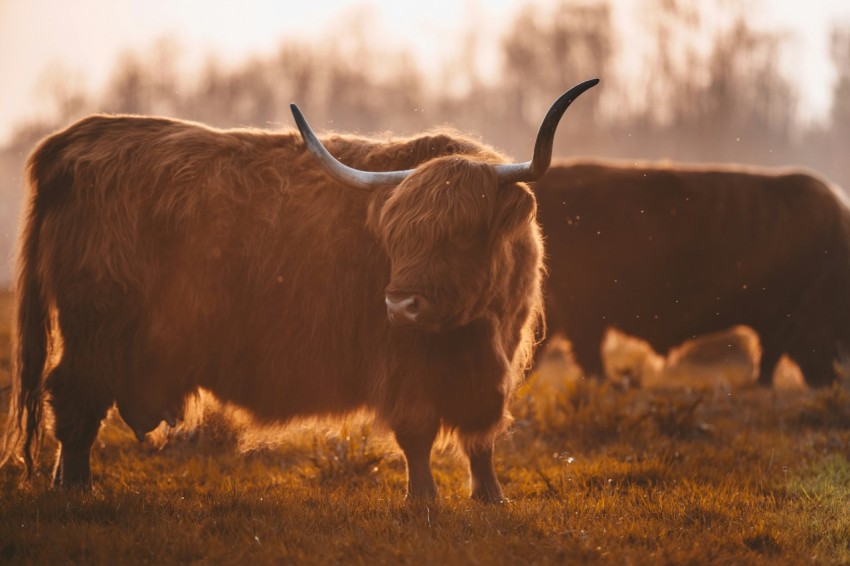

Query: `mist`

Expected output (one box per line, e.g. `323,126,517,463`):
1,0,848,284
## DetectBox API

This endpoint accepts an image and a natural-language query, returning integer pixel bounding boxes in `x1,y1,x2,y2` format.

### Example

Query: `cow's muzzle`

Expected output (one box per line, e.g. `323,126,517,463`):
385,291,435,328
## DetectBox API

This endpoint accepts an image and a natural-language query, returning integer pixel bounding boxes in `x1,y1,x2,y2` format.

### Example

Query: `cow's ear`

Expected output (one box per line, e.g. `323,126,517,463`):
492,183,536,237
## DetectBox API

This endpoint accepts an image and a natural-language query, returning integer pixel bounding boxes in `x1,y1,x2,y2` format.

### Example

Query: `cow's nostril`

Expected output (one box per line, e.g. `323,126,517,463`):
404,296,420,315
385,293,430,325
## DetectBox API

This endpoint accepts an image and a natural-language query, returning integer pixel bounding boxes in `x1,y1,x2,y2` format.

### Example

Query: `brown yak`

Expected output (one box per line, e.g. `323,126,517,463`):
535,158,850,387
0,80,599,501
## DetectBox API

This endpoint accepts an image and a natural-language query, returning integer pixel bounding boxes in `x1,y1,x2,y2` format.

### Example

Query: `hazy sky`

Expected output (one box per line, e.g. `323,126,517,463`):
1,0,849,144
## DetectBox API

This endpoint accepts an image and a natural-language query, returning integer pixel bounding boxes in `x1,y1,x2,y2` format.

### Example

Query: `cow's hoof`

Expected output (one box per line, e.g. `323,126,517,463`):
471,483,507,504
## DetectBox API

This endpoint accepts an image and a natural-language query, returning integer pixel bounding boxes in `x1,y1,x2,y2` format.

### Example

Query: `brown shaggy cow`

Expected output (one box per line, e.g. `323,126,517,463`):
535,158,850,387
1,81,598,501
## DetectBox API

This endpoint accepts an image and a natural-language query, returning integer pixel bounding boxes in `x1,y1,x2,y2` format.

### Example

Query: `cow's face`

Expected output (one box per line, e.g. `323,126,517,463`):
374,156,536,330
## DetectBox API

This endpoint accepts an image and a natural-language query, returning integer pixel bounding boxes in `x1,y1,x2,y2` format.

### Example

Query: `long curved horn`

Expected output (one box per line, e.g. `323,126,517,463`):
290,77,599,189
492,78,599,184
290,105,413,189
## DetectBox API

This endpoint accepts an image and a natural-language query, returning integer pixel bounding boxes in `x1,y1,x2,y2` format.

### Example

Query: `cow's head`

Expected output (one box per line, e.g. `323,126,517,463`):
292,79,598,330
375,155,538,330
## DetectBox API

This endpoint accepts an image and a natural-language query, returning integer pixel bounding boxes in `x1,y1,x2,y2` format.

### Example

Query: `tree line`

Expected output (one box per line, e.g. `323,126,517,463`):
1,0,848,283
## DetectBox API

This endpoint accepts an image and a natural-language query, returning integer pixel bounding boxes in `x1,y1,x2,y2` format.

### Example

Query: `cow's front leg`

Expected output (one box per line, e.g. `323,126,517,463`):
47,361,111,489
464,440,505,503
394,422,439,501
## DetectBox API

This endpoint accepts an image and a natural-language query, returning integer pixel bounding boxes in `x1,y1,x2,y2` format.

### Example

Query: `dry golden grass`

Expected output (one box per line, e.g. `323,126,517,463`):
1,289,849,565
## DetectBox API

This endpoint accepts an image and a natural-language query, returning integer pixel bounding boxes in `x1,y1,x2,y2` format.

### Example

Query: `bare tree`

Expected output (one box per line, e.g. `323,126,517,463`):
827,25,850,187
105,51,150,114
620,1,797,166
35,63,90,125
500,1,614,157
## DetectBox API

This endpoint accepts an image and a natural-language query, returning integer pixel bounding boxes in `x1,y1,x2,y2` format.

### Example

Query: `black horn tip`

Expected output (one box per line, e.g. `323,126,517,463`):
584,78,600,92
290,104,307,131
563,78,600,101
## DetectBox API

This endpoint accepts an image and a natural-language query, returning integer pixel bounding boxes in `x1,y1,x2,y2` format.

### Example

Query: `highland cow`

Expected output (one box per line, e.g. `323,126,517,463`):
535,158,850,387
1,80,599,501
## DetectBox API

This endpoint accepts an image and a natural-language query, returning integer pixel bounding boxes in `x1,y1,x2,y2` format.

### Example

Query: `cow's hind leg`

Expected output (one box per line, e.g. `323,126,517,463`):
46,360,112,488
569,329,606,380
462,438,505,503
394,422,439,501
757,344,782,387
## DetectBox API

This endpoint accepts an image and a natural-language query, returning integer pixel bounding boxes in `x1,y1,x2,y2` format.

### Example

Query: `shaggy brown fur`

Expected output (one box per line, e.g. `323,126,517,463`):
535,158,850,387
2,115,544,502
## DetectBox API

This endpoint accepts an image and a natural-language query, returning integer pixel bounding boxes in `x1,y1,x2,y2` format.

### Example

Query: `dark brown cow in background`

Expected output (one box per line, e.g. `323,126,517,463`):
0,80,598,502
535,159,850,387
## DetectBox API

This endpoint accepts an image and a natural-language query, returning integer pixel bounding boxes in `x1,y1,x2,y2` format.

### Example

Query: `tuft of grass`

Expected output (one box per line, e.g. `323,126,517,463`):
798,380,850,428
306,425,392,488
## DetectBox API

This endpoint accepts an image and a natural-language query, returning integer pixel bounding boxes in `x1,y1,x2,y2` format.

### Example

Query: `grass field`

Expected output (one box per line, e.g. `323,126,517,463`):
1,290,849,564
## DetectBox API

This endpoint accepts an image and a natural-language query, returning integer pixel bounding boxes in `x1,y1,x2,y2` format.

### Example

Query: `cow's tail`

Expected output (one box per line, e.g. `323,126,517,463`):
1,163,52,478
